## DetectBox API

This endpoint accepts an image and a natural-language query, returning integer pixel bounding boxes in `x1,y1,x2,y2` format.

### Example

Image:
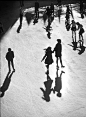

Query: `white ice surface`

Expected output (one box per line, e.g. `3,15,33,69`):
1,5,86,117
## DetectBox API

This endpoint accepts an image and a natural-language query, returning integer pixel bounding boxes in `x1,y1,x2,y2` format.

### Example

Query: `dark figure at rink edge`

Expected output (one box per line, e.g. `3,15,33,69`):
53,39,64,69
35,1,39,19
41,47,53,74
6,48,15,72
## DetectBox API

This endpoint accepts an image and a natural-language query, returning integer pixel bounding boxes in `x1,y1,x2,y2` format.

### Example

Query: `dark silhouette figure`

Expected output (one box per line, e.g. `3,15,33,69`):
80,0,84,18
46,6,51,19
70,20,77,50
53,39,64,69
50,3,54,16
65,19,70,31
17,24,22,33
40,74,53,102
53,70,65,97
20,0,24,8
17,8,23,33
58,6,62,23
65,5,74,23
0,22,4,34
78,24,85,47
6,48,15,72
0,71,14,97
41,47,53,75
43,12,48,25
47,31,51,39
20,8,23,26
35,1,39,19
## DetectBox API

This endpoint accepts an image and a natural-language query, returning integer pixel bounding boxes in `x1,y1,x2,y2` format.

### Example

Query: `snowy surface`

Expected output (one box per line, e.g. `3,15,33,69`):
0,4,86,117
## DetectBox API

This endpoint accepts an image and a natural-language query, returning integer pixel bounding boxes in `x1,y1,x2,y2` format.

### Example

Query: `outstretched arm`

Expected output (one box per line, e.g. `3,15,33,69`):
41,54,46,62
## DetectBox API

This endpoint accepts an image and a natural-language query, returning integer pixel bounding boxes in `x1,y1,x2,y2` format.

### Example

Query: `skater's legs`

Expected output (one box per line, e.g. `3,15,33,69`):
59,56,63,67
11,60,15,71
8,61,11,72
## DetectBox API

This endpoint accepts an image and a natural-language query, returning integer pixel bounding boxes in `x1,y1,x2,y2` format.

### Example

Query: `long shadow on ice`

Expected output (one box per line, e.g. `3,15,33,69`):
25,12,35,25
68,43,86,55
40,73,53,102
53,69,65,97
0,71,15,98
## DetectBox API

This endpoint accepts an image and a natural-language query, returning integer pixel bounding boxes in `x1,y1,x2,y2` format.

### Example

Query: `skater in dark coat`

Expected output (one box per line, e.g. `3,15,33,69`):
53,39,64,69
6,48,15,72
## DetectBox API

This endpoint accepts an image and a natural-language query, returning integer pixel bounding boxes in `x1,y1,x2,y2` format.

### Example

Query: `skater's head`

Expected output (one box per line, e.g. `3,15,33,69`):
46,47,51,51
72,20,76,24
57,39,61,43
66,5,69,9
8,48,11,52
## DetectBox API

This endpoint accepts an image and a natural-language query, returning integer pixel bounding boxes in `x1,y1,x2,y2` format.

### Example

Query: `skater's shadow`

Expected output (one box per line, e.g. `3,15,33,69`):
47,31,51,39
25,12,34,26
53,69,65,97
44,26,52,39
0,71,15,98
68,43,86,54
40,73,53,102
78,46,86,55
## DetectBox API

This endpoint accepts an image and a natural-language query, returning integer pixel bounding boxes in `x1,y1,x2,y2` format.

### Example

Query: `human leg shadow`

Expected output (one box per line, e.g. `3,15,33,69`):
78,46,86,55
40,73,53,102
0,71,15,98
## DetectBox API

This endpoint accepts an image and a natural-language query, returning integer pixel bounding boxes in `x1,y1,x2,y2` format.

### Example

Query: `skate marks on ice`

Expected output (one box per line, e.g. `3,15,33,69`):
0,71,15,98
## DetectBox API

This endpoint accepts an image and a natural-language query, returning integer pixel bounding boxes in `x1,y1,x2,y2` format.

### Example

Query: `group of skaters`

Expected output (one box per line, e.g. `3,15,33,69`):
41,39,65,101
65,4,85,51
41,39,64,74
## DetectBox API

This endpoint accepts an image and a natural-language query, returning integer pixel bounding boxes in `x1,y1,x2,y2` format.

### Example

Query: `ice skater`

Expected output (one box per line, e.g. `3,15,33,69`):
35,1,39,19
17,8,23,33
70,20,77,43
53,39,64,69
80,0,84,18
6,48,15,72
78,24,85,47
41,47,53,74
58,6,62,23
50,2,54,16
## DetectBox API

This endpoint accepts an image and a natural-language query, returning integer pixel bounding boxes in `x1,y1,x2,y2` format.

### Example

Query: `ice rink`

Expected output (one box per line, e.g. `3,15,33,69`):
0,1,86,117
